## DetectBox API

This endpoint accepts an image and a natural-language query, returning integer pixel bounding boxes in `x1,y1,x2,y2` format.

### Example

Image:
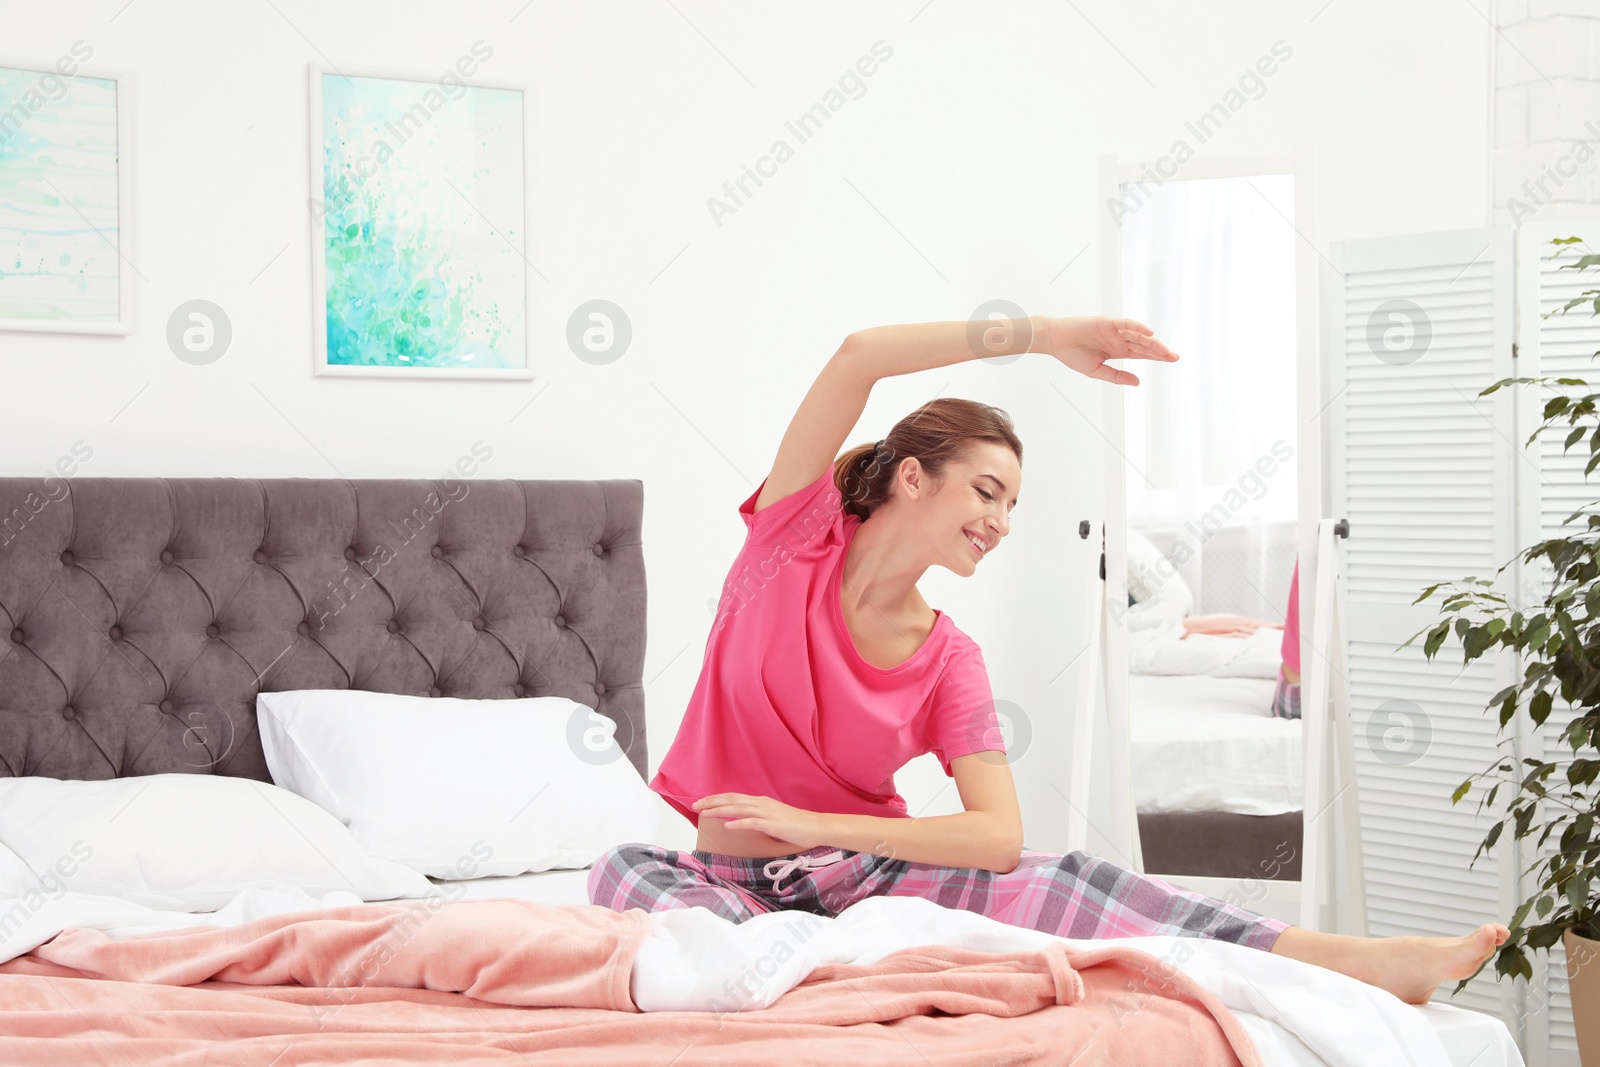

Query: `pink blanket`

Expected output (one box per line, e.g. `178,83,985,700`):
0,897,1261,1065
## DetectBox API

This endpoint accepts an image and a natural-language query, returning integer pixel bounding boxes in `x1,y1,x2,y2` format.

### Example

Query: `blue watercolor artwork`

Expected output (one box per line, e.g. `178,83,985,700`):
319,73,525,370
0,66,121,327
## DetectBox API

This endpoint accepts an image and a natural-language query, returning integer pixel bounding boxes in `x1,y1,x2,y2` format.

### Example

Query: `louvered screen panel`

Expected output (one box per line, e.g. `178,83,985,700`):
1341,258,1502,602
1524,230,1600,1063
1348,642,1508,1017
1328,227,1518,1029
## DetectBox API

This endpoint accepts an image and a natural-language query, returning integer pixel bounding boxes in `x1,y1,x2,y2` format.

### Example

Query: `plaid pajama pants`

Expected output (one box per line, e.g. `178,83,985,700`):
586,842,1289,952
1273,671,1302,719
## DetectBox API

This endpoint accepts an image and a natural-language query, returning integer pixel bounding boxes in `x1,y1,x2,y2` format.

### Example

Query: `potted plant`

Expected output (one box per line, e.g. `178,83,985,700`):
1406,235,1599,1061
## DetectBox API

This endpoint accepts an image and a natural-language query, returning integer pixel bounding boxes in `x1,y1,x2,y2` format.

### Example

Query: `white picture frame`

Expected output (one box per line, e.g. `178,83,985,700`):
0,56,132,335
307,61,533,380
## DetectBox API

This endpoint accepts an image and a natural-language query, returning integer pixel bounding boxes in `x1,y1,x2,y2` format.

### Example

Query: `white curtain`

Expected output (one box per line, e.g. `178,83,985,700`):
1120,173,1298,616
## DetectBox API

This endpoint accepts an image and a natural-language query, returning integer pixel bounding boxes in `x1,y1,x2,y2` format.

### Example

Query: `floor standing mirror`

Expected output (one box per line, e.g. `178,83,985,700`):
1095,151,1334,926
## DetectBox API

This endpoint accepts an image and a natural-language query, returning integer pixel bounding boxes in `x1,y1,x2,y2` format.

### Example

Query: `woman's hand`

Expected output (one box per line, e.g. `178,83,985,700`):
691,793,833,850
1048,316,1179,386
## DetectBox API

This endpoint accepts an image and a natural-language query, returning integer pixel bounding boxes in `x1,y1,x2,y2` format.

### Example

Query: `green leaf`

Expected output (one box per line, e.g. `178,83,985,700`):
1425,621,1451,658
1499,691,1519,728
1566,872,1590,914
1516,804,1540,841
1559,611,1583,652
1532,690,1554,727
1524,622,1550,650
1452,779,1472,804
1529,923,1566,950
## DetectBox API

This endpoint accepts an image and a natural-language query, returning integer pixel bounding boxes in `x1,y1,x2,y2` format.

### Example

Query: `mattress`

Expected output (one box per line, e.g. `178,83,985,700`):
1129,673,1302,815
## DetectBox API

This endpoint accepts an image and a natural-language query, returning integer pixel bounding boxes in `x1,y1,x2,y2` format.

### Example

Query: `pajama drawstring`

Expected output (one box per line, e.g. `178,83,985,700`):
762,849,844,893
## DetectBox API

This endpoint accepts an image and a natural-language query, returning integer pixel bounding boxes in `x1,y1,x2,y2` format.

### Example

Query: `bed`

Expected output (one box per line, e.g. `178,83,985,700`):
0,475,1522,1066
1131,671,1307,881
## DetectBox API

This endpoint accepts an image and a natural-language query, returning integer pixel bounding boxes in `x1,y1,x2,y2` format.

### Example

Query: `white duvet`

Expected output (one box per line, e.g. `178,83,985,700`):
1131,621,1288,679
0,885,1523,1067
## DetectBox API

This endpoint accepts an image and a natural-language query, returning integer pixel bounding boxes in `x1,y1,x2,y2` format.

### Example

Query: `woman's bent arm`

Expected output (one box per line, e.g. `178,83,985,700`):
824,807,1022,873
694,752,1025,872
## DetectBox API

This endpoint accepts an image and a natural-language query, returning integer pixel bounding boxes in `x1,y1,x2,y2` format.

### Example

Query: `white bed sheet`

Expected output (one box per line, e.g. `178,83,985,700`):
425,867,593,907
1130,672,1303,815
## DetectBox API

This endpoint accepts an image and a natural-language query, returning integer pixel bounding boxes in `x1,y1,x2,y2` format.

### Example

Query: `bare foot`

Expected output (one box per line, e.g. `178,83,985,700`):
1272,923,1510,1005
1353,923,1510,1004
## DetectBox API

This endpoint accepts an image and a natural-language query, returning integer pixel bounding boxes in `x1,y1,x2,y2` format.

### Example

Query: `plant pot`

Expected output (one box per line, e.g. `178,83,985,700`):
1567,927,1600,1067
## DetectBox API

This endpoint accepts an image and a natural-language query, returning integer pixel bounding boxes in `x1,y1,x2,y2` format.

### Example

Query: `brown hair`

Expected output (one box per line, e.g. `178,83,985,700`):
833,397,1022,522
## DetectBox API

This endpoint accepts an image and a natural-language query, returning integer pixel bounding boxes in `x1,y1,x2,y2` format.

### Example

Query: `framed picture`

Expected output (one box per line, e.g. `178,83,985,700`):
308,62,532,379
0,56,132,335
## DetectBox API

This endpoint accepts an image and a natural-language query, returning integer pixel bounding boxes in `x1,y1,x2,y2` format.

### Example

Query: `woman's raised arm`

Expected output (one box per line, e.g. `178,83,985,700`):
843,315,1178,385
753,315,1180,515
751,347,874,515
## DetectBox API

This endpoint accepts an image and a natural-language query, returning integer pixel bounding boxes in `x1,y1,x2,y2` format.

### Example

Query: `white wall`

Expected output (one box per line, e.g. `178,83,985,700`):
1493,0,1600,227
2,0,1491,855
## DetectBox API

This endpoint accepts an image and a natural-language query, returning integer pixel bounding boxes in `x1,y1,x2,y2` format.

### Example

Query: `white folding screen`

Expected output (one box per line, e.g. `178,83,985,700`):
1321,226,1523,1030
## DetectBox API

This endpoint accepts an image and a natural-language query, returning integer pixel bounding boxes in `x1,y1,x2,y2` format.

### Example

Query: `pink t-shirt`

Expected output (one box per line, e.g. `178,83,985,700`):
1281,560,1301,675
649,462,1005,829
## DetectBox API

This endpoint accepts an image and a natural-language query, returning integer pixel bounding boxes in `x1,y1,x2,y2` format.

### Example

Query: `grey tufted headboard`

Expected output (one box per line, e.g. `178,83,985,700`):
0,476,648,783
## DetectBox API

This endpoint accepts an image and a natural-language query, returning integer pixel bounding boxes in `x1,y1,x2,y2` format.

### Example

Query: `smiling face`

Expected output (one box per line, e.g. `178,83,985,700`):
913,441,1021,576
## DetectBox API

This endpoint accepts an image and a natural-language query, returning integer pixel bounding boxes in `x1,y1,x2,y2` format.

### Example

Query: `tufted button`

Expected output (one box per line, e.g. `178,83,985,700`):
512,683,526,697
594,682,606,697
472,616,486,631
296,621,311,636
159,699,173,714
60,705,75,721
385,619,400,634
160,549,174,565
344,546,358,561
593,543,604,557
205,623,220,638
8,628,21,644
59,549,74,566
513,545,526,558
554,614,566,628
428,687,442,698
430,545,444,559
253,549,268,564
108,625,123,641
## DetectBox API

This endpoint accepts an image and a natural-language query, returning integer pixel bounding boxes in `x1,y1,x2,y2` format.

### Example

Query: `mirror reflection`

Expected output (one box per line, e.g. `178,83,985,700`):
1118,173,1304,893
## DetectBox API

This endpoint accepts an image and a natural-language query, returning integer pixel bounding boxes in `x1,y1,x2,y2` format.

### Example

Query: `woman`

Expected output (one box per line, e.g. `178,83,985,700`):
1275,560,1302,719
588,314,1507,1006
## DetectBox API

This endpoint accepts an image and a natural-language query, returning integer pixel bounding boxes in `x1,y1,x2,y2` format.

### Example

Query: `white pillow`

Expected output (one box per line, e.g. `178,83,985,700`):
255,690,660,879
0,774,436,911
1126,527,1195,631
0,838,38,899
